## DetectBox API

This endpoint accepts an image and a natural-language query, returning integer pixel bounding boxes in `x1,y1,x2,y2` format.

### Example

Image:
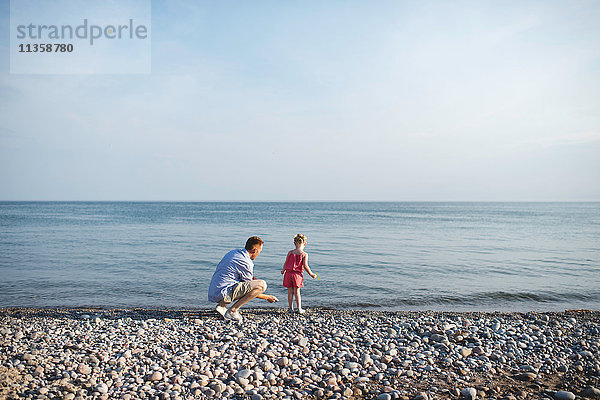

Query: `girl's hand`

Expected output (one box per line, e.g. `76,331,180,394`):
310,272,317,279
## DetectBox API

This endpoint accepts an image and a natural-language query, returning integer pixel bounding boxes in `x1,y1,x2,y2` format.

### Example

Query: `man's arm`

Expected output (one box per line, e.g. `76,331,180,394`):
257,293,279,303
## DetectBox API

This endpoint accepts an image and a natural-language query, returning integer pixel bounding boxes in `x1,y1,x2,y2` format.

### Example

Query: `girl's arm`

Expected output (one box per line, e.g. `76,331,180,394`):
281,251,290,275
303,253,317,279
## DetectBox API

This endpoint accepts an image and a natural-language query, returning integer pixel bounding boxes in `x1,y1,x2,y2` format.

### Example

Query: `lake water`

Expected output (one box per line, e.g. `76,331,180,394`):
0,202,598,311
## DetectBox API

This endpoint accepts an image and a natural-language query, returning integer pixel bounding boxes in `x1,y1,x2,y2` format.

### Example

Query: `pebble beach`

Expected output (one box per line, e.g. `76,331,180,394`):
1,308,599,400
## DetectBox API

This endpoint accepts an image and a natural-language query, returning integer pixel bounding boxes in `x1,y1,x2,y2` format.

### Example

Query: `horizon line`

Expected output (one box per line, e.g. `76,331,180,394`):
1,199,599,203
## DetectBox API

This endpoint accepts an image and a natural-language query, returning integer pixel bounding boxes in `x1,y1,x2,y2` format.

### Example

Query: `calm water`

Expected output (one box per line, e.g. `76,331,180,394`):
0,202,598,311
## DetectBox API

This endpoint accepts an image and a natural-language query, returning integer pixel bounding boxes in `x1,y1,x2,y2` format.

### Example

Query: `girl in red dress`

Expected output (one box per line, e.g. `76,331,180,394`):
281,233,317,314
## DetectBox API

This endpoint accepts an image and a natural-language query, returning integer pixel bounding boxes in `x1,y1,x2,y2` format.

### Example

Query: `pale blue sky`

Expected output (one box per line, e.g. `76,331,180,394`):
1,0,599,200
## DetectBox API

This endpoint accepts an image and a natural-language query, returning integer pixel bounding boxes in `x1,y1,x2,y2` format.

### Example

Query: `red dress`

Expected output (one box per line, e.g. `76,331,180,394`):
283,251,306,288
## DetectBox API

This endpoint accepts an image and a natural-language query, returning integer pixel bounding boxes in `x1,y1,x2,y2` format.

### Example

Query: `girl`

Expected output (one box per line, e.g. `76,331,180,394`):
281,234,317,314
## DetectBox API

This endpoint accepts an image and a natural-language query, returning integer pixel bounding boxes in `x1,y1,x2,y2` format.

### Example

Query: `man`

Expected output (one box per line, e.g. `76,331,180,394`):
208,236,278,322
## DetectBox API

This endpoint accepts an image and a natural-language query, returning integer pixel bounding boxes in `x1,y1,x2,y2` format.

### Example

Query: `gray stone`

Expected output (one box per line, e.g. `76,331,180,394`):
520,365,537,373
277,357,289,367
211,381,225,394
236,369,252,379
361,354,373,365
461,388,477,400
555,392,575,400
431,334,446,342
345,362,359,369
514,372,536,382
414,392,429,400
582,387,600,399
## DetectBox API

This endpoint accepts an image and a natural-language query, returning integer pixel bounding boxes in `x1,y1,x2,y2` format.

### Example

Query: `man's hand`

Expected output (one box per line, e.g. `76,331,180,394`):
264,295,279,303
257,294,279,303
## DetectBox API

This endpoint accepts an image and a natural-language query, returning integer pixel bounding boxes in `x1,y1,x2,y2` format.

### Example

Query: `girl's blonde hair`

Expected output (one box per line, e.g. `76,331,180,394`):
293,233,307,245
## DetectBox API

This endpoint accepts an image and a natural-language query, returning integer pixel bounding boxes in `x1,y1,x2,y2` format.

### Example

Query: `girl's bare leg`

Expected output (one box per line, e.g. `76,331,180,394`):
287,287,294,309
294,287,302,310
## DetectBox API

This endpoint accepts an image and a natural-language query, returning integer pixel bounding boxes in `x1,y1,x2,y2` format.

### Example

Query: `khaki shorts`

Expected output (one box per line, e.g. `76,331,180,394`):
222,281,253,304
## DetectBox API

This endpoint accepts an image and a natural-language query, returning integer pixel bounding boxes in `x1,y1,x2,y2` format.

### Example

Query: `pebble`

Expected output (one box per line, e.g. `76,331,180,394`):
460,348,473,357
96,383,108,394
514,372,537,382
461,387,477,400
148,371,162,381
211,381,225,394
414,392,429,400
582,387,600,399
277,357,289,367
236,369,252,379
555,392,575,400
77,363,91,375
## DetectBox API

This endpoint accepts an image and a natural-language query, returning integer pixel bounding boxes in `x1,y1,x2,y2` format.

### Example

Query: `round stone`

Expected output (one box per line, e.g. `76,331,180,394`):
514,372,536,382
554,392,575,400
461,387,477,400
96,383,108,394
236,369,252,379
211,382,225,394
459,348,472,357
77,363,92,375
148,371,162,381
582,387,600,399
277,357,289,367
345,362,359,369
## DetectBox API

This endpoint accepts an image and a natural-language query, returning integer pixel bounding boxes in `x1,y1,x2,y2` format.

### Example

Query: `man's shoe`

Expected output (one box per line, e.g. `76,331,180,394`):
298,308,306,314
224,309,243,323
215,304,227,318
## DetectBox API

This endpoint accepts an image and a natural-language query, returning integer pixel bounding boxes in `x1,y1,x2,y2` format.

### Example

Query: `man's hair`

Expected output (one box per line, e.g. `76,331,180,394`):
245,236,264,251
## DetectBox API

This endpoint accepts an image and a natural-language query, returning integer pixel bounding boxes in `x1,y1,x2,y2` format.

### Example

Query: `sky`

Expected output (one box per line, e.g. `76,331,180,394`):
0,0,599,201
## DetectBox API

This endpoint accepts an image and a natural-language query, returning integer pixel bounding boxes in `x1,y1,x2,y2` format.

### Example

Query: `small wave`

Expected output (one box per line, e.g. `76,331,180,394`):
389,291,600,306
323,290,600,310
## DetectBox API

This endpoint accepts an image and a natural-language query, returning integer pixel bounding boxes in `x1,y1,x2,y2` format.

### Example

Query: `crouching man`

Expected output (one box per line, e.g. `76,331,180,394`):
208,236,278,322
